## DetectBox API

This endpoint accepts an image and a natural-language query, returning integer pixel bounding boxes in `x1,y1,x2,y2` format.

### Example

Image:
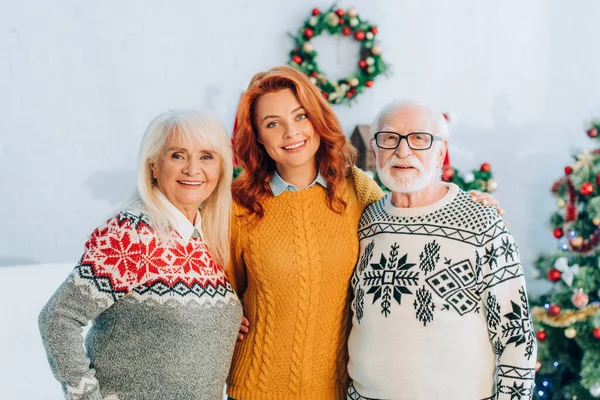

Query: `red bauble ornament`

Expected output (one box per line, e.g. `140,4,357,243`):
311,71,318,78
536,330,547,341
553,228,564,239
294,47,299,52
359,59,367,68
365,80,374,87
322,92,328,99
547,268,562,281
370,26,378,34
336,8,345,16
480,163,492,172
564,166,573,175
342,26,351,36
292,55,302,64
354,30,366,41
304,28,314,39
580,182,594,196
587,127,598,138
548,304,561,316
346,91,354,98
593,327,600,339
311,8,320,16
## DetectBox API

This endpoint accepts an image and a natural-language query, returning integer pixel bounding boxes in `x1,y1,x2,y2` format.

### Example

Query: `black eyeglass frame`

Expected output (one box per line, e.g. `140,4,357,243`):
373,131,443,150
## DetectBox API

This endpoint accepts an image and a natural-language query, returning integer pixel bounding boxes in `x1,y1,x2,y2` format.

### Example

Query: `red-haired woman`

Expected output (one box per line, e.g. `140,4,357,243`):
226,66,496,399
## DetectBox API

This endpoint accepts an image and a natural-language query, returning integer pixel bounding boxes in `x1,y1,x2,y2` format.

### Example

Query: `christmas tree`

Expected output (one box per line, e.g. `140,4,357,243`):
532,121,600,400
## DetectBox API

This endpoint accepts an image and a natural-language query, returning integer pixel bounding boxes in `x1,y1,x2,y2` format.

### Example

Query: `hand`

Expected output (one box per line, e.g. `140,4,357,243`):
237,316,250,341
469,190,504,216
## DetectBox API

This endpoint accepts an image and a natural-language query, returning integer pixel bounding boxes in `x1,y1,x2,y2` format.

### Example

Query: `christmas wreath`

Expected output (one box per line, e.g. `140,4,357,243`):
288,5,389,106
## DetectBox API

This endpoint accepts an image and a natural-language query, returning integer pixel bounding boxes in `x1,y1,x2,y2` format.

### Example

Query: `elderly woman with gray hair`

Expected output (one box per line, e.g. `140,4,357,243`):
39,110,242,400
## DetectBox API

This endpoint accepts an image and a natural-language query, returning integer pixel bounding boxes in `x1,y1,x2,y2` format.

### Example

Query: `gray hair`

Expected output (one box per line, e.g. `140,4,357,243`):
370,101,450,143
136,109,233,267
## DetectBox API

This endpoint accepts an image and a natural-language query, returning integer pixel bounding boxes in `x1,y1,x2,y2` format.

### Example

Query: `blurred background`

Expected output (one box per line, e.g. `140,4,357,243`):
2,0,600,398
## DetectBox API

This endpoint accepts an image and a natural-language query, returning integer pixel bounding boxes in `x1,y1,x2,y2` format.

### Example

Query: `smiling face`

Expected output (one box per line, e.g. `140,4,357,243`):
372,106,446,193
254,88,320,175
150,132,222,216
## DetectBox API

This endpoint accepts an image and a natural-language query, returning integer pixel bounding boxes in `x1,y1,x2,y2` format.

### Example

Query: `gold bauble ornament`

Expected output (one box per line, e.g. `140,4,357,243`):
571,237,584,247
564,327,577,338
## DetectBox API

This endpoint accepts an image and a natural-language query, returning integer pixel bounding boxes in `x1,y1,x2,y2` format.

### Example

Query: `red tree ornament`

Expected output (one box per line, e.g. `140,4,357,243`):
564,203,577,222
358,59,367,68
565,166,573,175
571,291,589,309
312,8,320,16
342,26,351,36
292,55,303,64
480,163,492,172
304,28,314,39
370,26,378,34
354,30,366,41
336,8,344,16
580,182,594,196
593,327,600,340
548,268,562,281
365,80,374,87
553,228,564,239
587,127,598,138
548,304,561,316
536,330,547,341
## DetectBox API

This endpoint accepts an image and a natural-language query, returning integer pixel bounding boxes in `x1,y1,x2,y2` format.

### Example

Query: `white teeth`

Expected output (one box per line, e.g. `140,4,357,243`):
284,141,305,150
179,181,203,186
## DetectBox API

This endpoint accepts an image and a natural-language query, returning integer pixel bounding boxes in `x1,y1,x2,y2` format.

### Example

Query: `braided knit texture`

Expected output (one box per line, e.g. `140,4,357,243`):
226,167,383,399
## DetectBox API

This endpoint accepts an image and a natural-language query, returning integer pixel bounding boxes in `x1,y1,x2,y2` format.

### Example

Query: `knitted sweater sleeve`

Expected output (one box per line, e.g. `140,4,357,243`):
477,221,537,400
227,203,247,299
38,214,144,400
351,166,384,213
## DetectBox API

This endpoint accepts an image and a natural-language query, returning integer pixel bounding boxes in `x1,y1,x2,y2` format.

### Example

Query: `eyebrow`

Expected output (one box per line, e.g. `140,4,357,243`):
165,147,215,154
261,106,304,122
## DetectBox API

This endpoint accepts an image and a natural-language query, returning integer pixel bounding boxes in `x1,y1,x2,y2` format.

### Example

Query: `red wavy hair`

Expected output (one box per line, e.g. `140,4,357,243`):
232,65,357,218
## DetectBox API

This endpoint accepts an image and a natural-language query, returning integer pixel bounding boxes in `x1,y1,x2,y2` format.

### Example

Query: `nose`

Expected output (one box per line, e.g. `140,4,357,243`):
283,124,299,139
394,137,412,158
183,157,202,176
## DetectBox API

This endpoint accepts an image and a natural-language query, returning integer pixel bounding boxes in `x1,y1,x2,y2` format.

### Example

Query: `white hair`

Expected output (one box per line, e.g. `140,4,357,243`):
370,100,449,148
136,109,233,268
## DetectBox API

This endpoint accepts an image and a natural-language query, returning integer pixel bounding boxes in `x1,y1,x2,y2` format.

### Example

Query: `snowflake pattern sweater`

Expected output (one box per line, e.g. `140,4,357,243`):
39,201,242,400
347,184,536,400
226,167,383,399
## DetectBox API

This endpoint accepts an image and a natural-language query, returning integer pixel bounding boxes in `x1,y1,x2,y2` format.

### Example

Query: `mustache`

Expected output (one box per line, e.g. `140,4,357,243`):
384,155,424,172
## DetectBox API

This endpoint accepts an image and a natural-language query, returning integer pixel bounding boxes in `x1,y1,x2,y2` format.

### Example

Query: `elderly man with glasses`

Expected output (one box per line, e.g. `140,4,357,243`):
346,102,536,400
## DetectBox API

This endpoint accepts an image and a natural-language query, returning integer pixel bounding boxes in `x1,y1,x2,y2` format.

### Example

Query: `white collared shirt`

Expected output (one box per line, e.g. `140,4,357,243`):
156,190,203,244
269,171,328,196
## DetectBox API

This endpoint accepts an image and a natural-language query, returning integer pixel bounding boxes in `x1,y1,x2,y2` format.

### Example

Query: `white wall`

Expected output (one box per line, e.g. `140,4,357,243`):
1,1,600,395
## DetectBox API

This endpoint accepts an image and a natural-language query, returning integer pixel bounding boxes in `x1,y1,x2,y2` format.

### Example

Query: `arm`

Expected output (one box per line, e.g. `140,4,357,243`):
351,166,384,212
478,228,536,400
227,203,249,341
39,215,143,400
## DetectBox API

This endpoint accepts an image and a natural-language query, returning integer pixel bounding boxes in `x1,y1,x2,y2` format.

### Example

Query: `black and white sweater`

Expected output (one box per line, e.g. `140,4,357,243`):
348,184,536,400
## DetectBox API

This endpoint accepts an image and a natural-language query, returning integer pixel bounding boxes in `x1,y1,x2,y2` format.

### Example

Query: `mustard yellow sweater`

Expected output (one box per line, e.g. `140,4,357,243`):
226,167,383,400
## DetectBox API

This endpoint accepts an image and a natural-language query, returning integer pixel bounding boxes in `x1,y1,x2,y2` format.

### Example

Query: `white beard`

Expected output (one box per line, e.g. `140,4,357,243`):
376,152,440,193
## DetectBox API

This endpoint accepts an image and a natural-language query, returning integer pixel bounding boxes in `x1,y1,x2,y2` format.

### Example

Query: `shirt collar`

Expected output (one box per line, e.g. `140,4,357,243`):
270,170,328,196
156,190,203,243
